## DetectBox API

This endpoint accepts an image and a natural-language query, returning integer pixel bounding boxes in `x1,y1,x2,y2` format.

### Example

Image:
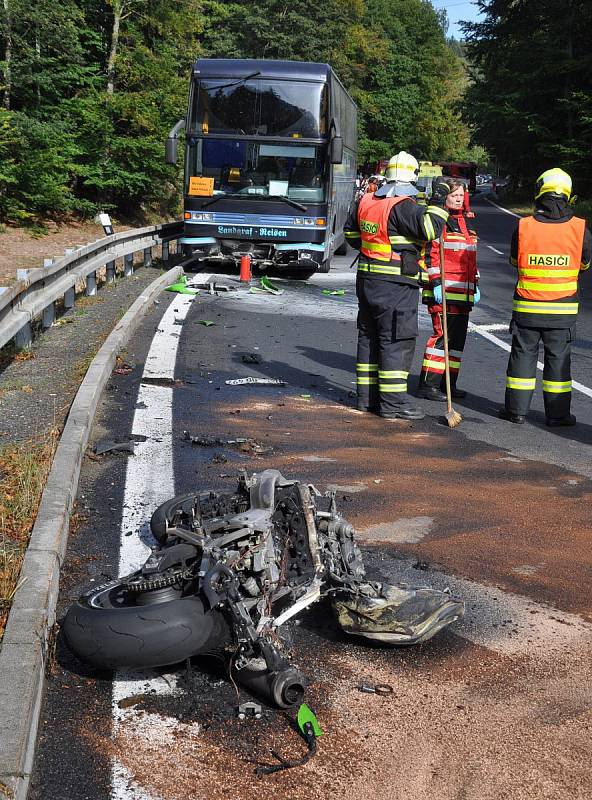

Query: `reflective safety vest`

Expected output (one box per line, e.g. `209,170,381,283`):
513,215,586,325
357,194,417,278
421,214,478,309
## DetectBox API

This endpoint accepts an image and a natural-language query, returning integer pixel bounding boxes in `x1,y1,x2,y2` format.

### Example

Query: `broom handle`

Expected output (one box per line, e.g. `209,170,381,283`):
439,236,453,414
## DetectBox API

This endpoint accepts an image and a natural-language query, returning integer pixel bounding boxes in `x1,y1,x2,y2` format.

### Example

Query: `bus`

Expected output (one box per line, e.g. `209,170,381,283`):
166,59,357,277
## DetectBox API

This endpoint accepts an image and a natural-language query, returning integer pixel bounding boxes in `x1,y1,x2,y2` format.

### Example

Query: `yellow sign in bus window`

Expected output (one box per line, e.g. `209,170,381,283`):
188,176,215,196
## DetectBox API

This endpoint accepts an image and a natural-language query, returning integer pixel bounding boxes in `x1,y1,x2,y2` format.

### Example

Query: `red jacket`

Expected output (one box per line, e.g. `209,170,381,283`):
421,211,478,311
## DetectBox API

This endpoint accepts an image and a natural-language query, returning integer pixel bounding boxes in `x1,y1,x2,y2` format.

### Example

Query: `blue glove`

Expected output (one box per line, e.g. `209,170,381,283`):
433,284,442,304
473,286,481,304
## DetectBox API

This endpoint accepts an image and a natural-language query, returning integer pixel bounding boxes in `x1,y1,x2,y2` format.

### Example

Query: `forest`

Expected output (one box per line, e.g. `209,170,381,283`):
0,0,590,223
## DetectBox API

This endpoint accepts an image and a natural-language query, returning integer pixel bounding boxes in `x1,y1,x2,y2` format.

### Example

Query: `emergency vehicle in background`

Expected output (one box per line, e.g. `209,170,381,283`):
165,59,357,278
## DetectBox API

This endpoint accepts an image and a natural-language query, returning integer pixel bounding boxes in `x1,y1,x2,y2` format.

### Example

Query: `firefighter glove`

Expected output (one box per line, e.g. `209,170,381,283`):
473,286,480,304
433,284,443,304
432,178,453,206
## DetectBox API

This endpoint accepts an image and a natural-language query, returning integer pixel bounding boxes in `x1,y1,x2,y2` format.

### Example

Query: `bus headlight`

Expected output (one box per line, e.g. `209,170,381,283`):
193,212,214,221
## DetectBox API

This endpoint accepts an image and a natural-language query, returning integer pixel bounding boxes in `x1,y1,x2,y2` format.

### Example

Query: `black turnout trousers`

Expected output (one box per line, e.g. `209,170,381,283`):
505,321,573,419
356,275,418,414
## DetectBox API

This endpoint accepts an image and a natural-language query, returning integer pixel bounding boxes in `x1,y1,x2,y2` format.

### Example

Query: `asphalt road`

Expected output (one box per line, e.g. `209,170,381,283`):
29,194,592,800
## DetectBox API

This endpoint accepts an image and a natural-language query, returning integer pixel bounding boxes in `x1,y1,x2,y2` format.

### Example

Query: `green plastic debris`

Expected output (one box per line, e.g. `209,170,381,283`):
297,703,322,738
165,274,199,295
322,288,346,296
249,276,285,295
300,393,311,399
197,320,215,327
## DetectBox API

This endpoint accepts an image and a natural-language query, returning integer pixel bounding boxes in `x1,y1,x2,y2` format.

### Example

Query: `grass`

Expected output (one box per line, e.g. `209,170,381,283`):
0,432,58,640
496,193,592,227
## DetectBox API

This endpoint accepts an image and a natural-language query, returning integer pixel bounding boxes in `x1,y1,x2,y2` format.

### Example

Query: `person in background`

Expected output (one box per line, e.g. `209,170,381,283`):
344,151,451,420
417,181,479,400
500,168,591,425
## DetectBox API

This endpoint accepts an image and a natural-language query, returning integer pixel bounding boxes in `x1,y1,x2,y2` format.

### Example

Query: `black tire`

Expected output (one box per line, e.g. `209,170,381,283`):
335,240,349,256
63,580,230,670
150,492,197,543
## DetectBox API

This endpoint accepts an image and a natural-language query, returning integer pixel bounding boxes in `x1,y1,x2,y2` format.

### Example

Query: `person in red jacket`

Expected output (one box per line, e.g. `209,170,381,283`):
417,180,479,400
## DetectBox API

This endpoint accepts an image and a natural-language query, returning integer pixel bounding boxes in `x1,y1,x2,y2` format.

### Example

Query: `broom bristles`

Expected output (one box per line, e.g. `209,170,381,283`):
445,408,463,428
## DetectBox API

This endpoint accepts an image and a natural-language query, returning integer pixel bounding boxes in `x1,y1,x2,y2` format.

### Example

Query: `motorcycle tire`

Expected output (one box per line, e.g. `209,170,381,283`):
150,492,197,543
63,580,230,670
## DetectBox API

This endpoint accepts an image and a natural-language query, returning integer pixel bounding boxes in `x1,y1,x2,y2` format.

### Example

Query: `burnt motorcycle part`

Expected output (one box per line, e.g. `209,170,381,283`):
233,654,306,709
332,583,464,645
64,469,465,708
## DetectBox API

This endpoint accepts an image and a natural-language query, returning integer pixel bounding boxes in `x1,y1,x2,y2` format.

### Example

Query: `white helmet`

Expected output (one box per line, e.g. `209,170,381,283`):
385,151,419,184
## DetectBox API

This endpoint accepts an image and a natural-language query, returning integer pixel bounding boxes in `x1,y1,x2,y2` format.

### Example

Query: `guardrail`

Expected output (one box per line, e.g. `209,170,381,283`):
0,220,183,351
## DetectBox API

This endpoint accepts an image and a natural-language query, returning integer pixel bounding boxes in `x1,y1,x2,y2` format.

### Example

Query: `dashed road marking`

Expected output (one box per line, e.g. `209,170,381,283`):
468,321,592,400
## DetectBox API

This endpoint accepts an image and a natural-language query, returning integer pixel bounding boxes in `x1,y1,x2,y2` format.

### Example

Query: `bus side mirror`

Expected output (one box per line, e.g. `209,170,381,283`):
165,118,186,165
330,136,343,164
165,138,178,165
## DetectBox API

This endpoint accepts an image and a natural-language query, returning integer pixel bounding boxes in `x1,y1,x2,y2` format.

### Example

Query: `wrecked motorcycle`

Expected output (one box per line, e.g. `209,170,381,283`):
64,470,463,708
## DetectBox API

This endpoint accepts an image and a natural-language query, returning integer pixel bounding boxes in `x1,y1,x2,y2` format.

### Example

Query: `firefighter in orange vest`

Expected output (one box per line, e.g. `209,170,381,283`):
500,168,591,426
417,180,479,400
344,152,451,420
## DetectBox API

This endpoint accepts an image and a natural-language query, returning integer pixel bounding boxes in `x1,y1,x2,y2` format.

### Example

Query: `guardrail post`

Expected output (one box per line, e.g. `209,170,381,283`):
143,247,152,267
64,285,75,309
124,253,134,277
42,301,55,330
161,241,169,262
15,321,32,349
106,260,116,283
86,271,97,296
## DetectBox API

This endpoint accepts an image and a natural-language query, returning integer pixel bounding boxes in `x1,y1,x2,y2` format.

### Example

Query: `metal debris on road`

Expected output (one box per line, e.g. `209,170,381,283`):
225,377,286,386
237,701,262,720
358,683,394,696
93,439,137,456
182,431,273,455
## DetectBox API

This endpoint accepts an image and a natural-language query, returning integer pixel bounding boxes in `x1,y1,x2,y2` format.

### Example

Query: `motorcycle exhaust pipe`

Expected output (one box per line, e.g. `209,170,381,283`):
234,660,307,708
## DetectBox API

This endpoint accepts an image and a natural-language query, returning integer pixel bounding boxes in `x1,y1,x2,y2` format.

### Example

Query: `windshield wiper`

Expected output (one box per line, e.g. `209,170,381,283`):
206,71,261,91
200,194,308,212
263,195,308,212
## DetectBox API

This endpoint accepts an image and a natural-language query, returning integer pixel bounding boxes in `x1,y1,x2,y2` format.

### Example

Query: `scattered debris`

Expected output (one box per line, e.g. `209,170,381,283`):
250,276,284,296
237,701,262,720
53,317,75,326
256,703,321,777
413,559,430,571
373,479,382,484
321,288,346,296
299,394,311,399
241,353,262,364
182,431,273,455
358,683,394,696
195,319,215,327
113,357,133,376
164,275,200,295
93,439,136,456
212,453,228,464
187,280,236,294
225,377,286,386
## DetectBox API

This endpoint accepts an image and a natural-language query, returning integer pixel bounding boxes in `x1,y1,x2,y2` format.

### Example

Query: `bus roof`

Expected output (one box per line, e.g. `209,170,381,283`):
192,59,332,82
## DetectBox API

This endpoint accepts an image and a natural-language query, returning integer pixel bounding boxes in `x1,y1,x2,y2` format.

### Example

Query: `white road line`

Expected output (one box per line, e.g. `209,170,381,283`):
486,197,522,218
487,245,504,255
468,322,592,399
473,323,508,332
111,295,194,800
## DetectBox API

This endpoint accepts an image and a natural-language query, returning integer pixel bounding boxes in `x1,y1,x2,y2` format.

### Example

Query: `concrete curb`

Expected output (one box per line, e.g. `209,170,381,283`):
0,265,183,800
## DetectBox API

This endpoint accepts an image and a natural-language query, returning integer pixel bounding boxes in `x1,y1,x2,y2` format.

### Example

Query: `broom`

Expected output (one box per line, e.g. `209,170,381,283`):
439,236,462,427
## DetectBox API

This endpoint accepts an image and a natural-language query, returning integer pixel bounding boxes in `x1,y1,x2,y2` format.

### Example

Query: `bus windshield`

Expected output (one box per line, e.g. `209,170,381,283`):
186,139,326,202
190,79,327,139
